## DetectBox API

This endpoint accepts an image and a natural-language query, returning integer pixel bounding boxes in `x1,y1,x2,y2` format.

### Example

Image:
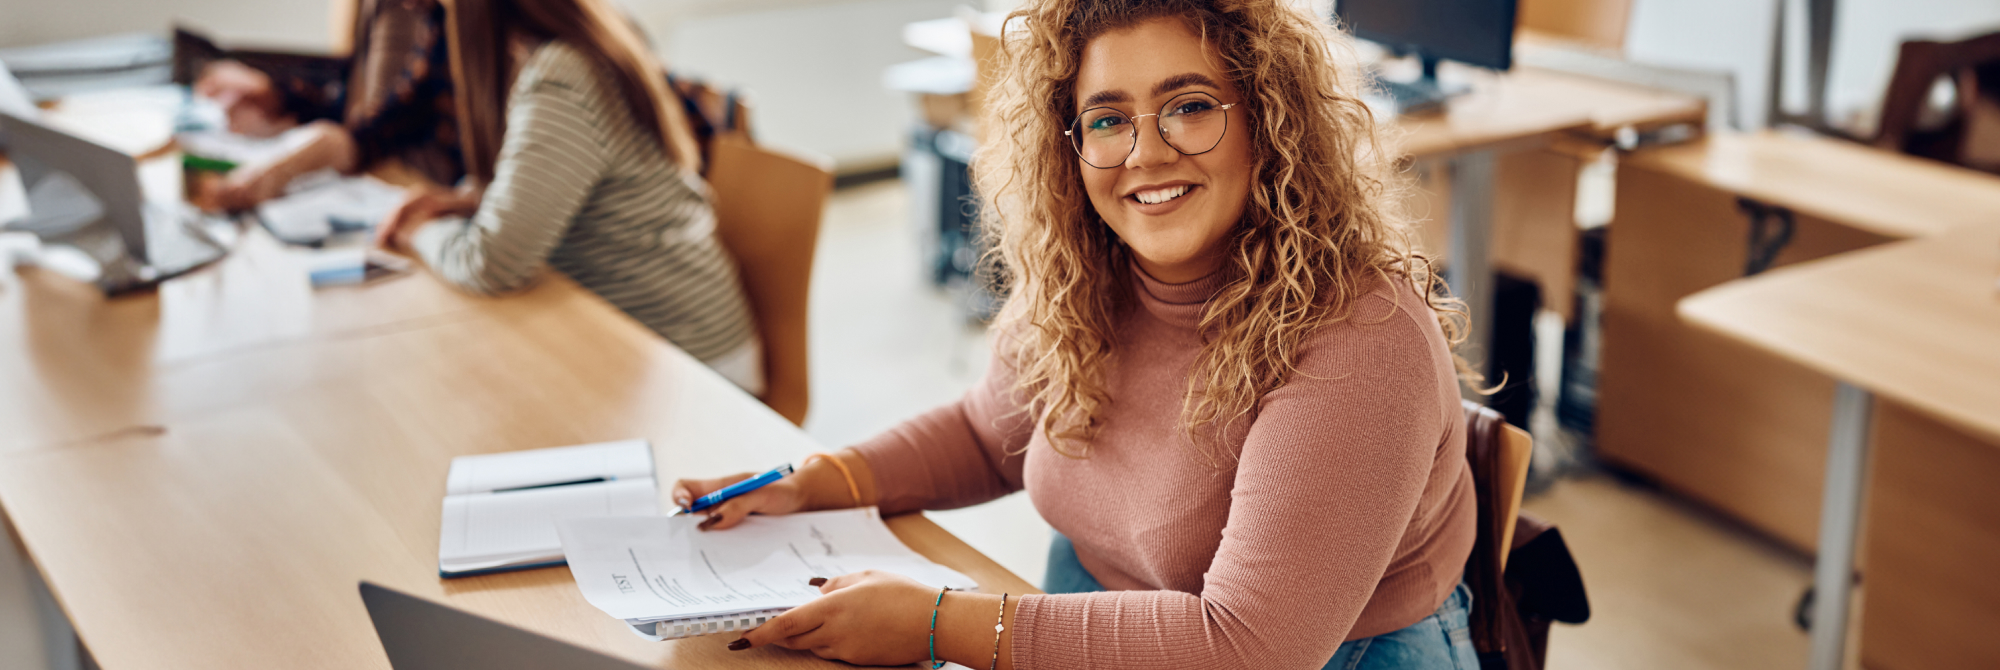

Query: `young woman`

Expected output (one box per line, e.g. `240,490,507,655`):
674,0,1478,668
373,0,761,393
193,0,463,210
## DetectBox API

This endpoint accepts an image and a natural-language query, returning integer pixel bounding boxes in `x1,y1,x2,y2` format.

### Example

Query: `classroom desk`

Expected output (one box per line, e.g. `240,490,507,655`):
1679,225,2000,670
1387,66,1703,374
0,254,1038,668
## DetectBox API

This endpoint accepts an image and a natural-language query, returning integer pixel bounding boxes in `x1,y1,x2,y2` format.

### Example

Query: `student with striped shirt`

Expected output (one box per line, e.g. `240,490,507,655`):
375,0,761,393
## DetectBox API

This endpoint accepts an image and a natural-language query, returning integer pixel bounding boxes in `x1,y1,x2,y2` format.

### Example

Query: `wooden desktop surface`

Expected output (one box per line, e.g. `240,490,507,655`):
1678,224,2000,445
0,236,1036,668
1391,66,1704,159
1625,130,2000,241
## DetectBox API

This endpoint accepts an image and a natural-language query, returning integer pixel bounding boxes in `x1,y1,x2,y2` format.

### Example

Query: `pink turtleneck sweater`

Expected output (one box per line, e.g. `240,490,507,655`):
853,266,1476,670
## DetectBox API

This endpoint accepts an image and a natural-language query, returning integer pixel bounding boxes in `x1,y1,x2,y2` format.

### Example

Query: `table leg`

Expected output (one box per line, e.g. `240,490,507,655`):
1808,381,1874,670
1446,150,1496,397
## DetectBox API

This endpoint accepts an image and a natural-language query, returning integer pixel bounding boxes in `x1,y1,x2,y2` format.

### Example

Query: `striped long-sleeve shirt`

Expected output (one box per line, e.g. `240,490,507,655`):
411,41,756,365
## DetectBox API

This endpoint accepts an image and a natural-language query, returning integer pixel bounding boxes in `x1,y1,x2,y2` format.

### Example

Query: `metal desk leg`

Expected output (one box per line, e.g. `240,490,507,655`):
1808,382,1875,670
1446,150,1497,395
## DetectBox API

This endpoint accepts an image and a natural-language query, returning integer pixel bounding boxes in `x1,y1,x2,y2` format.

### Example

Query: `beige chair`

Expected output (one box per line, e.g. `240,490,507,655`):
705,135,833,427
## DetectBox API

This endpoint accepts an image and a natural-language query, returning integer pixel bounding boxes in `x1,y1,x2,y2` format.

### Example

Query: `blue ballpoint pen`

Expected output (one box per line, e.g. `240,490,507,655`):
674,463,796,515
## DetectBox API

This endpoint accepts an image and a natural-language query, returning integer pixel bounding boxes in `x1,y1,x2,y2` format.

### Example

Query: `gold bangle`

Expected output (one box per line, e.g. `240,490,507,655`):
803,452,862,507
988,593,1007,670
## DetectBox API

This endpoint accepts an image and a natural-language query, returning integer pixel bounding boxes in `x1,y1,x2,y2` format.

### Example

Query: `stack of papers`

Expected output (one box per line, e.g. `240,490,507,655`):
558,508,977,639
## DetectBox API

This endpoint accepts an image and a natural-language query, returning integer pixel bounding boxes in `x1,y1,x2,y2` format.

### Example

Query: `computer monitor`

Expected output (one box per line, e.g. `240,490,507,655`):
1335,0,1518,111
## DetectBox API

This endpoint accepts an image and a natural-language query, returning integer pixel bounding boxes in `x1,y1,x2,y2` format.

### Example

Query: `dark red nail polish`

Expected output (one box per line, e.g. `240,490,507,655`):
727,639,751,651
698,516,720,532
809,577,828,587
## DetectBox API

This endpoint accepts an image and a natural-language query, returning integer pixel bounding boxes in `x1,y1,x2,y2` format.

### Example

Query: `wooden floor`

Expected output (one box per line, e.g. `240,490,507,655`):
810,179,1818,670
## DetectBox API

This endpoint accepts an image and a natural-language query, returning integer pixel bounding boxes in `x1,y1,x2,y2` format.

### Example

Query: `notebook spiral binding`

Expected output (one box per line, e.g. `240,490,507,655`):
627,608,793,640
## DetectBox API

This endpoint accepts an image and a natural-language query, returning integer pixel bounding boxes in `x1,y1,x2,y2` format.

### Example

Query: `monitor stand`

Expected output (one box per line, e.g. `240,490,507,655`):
1372,55,1450,116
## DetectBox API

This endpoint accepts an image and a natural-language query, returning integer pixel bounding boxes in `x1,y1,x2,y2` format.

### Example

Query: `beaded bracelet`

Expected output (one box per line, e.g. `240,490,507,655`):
928,586,950,669
988,593,1008,670
803,452,862,507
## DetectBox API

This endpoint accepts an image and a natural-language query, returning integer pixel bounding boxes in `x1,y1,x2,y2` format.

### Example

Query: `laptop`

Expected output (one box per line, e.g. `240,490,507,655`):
0,106,228,292
359,582,656,670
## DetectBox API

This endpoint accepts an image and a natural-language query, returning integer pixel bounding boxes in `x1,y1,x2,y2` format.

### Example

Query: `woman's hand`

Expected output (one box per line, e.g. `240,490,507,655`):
668,471,813,531
375,185,479,252
734,570,937,665
204,161,294,212
193,60,294,138
669,452,878,531
201,122,362,212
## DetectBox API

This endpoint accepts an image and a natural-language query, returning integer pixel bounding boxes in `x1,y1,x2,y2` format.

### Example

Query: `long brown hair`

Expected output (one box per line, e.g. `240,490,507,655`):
978,0,1472,460
445,0,699,184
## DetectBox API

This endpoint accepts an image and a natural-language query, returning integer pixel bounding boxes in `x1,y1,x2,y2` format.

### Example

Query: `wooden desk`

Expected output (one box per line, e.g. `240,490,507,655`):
1387,67,1704,375
1680,226,2000,670
2,100,1035,667
0,257,1036,668
1596,131,2000,554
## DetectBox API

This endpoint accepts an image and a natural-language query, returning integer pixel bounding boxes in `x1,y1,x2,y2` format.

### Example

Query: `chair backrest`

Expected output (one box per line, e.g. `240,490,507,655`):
1461,400,1541,669
705,135,833,426
1494,416,1533,569
1874,31,2000,175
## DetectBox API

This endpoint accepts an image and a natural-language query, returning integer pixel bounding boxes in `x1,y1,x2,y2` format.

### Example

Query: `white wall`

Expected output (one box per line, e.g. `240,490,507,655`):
1625,0,1782,130
0,0,333,50
632,0,960,171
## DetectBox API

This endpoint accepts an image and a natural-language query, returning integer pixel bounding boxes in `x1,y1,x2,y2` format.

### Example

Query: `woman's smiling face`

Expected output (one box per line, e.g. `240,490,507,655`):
1073,16,1254,284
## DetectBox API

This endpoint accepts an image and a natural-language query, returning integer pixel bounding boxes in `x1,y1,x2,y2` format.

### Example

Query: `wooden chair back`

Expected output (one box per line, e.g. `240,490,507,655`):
1495,416,1533,567
1461,400,1543,668
1874,31,2000,175
705,136,833,426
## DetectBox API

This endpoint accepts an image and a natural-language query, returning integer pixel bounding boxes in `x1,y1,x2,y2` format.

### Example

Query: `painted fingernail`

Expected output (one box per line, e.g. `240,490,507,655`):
809,577,827,587
698,516,721,532
727,639,751,651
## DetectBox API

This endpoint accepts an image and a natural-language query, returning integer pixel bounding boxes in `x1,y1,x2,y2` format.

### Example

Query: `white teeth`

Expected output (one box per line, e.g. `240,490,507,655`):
1134,185,1190,205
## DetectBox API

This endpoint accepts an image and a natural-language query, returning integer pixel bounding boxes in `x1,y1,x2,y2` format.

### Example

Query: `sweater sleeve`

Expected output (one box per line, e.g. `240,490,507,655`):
1010,294,1460,670
410,76,605,295
850,339,1037,515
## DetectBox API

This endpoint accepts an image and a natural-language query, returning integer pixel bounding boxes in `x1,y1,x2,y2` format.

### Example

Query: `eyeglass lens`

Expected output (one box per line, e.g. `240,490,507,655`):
1070,91,1230,169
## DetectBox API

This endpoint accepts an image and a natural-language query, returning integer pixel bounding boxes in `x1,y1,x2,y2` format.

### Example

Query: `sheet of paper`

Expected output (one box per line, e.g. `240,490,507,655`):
439,478,660,572
559,508,977,622
257,175,408,245
445,439,656,496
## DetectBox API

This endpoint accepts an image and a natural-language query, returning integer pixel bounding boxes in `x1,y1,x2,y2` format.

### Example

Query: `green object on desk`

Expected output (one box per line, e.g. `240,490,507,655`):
181,154,238,173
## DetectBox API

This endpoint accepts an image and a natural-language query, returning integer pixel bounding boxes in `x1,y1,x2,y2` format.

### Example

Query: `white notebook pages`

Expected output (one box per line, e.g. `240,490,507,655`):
558,508,978,640
438,440,660,577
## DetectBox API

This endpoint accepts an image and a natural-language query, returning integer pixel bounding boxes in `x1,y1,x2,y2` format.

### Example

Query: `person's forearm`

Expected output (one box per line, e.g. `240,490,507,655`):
935,591,1018,670
268,121,359,182
798,448,881,511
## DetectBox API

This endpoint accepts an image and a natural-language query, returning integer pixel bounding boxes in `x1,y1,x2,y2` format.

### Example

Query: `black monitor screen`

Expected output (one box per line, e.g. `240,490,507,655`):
1336,0,1518,71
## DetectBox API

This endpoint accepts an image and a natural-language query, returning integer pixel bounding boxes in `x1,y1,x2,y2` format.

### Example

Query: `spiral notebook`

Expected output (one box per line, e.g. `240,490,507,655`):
557,507,977,640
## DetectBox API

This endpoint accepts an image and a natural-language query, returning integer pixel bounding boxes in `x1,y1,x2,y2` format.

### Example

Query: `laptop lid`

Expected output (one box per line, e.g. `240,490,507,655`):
359,582,656,670
0,63,35,119
0,110,149,263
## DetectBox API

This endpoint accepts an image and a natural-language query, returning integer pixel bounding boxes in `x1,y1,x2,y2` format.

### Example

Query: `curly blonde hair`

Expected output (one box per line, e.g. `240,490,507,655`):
975,0,1471,460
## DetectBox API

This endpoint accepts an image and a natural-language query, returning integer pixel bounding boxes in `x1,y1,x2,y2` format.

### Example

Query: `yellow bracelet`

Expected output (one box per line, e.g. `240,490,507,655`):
803,452,862,507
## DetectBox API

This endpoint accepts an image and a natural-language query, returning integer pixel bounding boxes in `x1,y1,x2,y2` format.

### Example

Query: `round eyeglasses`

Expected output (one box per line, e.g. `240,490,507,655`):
1065,91,1239,169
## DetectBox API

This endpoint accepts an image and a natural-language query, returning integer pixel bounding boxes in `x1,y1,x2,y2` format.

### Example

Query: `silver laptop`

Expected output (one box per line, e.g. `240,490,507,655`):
0,107,228,292
360,582,656,670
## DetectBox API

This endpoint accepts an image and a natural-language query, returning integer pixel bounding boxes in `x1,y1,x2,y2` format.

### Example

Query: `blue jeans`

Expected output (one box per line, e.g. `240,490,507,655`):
1045,532,1480,670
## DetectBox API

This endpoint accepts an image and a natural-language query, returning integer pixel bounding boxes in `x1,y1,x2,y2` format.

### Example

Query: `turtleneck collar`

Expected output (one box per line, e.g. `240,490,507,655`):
1131,261,1227,331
